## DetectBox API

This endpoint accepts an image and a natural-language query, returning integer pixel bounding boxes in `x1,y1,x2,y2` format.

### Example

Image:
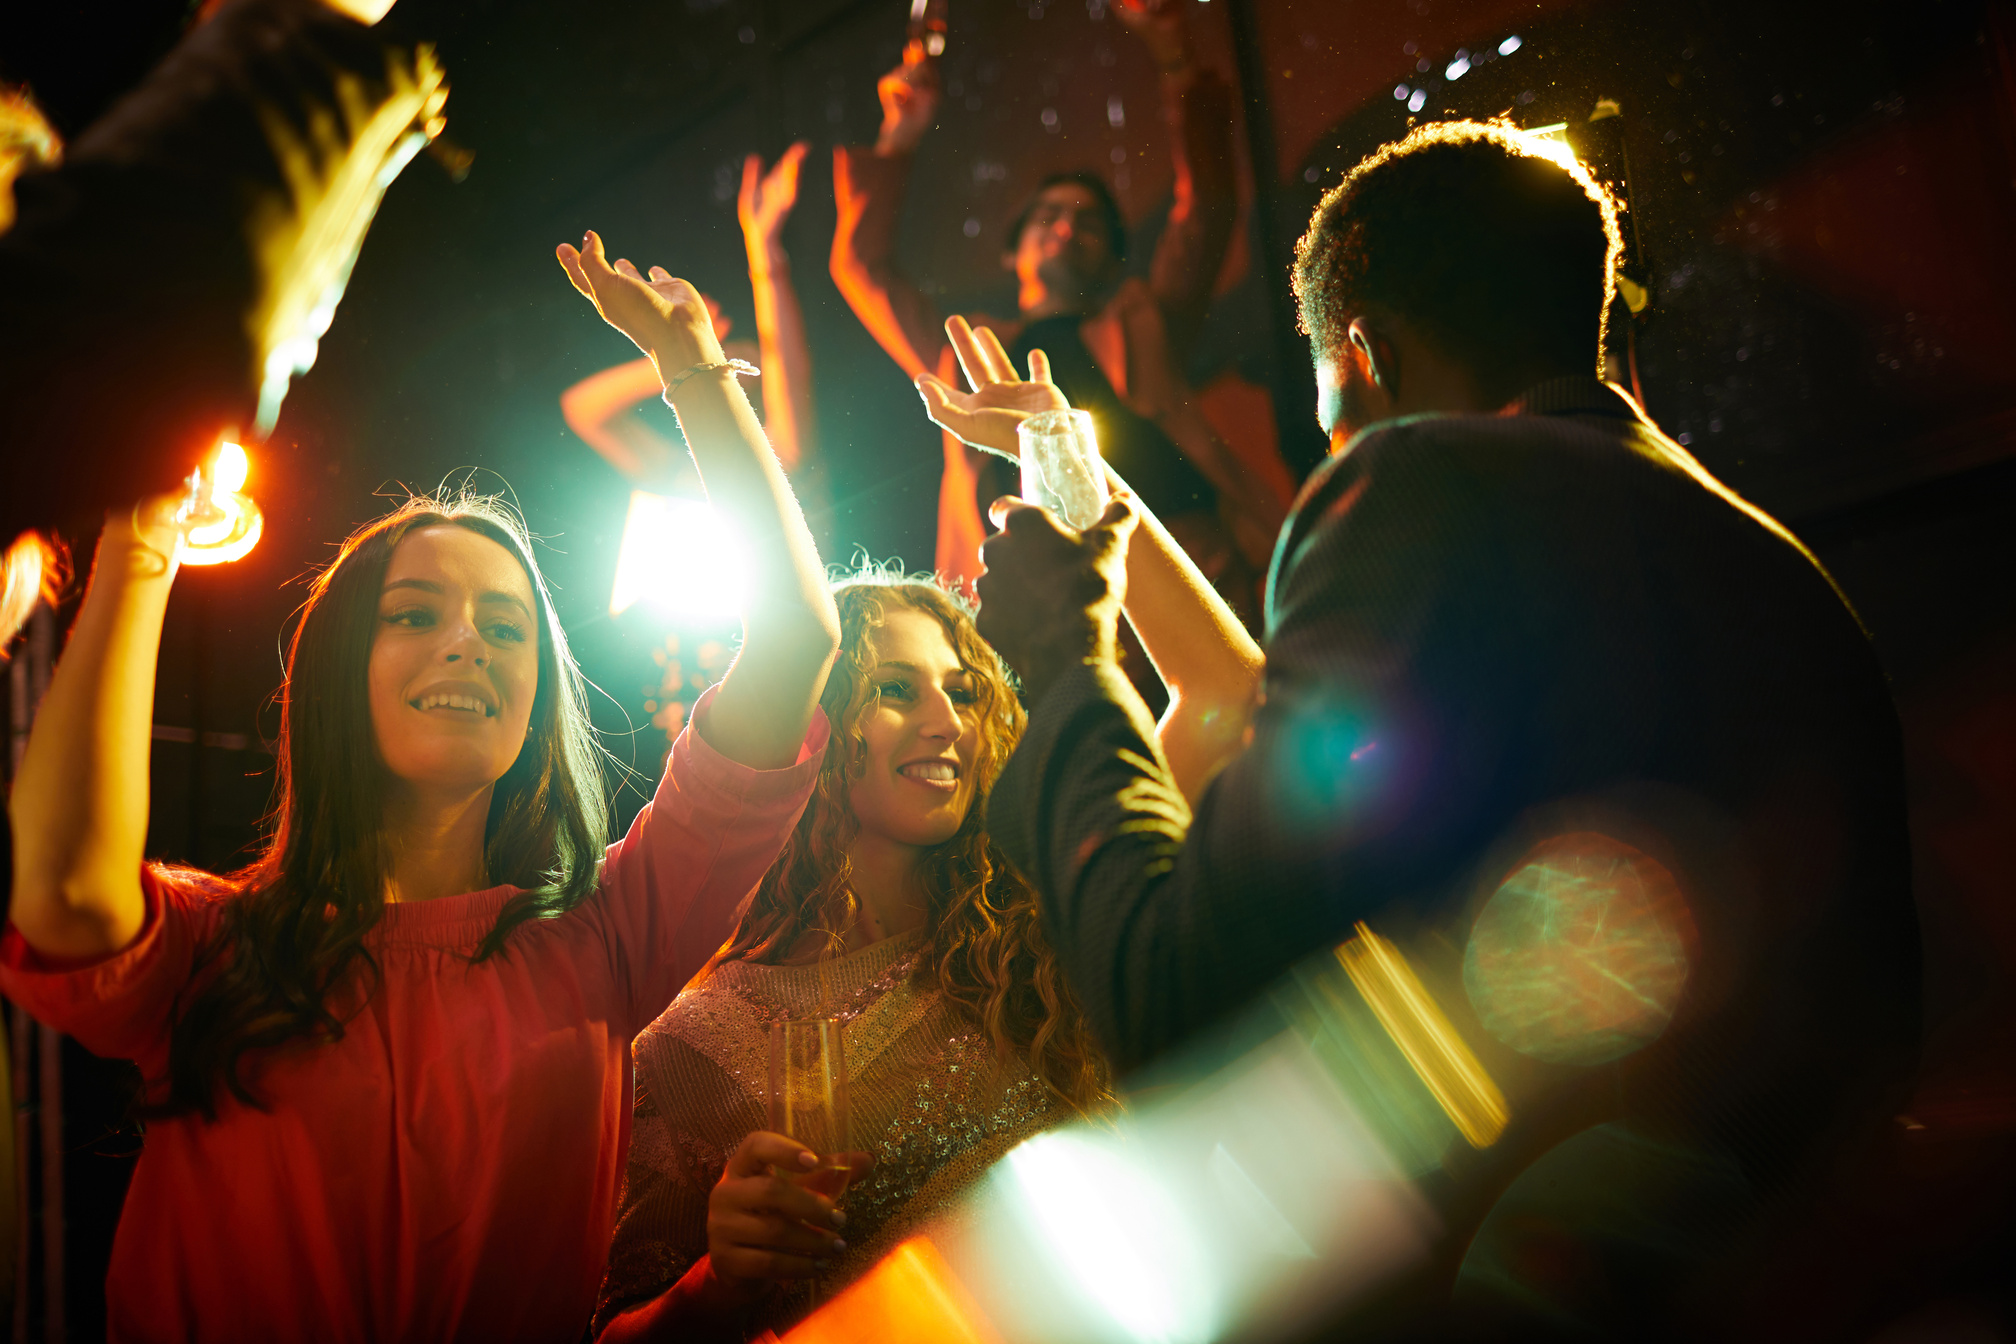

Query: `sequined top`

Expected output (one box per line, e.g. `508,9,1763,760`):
595,930,1068,1336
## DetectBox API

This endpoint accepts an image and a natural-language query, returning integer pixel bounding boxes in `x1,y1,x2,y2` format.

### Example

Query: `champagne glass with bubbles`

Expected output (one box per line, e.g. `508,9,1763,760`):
768,1018,853,1198
1016,409,1110,531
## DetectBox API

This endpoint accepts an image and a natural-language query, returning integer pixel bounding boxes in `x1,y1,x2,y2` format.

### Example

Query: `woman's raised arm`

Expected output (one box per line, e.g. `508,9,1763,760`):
9,501,182,958
918,317,1263,802
558,356,685,490
559,231,838,770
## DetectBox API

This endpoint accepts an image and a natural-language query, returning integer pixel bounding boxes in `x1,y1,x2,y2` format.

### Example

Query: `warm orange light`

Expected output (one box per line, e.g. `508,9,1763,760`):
780,1237,1001,1344
176,440,264,566
214,441,250,494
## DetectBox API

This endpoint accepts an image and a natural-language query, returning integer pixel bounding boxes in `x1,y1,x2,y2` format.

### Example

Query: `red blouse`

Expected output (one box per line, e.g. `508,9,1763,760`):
0,692,828,1344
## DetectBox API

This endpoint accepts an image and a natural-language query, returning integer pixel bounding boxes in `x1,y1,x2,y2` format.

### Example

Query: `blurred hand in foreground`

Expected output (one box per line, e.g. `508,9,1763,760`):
1112,0,1192,74
739,142,809,257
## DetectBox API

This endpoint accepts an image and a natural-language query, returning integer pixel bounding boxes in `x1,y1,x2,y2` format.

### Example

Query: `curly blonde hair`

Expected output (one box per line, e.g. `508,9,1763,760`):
709,569,1112,1115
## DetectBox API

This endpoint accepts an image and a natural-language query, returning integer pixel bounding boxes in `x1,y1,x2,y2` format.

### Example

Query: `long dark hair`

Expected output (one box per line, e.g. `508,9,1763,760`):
156,493,608,1117
707,572,1111,1115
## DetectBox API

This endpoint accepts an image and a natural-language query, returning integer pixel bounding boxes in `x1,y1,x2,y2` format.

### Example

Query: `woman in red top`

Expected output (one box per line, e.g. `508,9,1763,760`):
1,232,840,1343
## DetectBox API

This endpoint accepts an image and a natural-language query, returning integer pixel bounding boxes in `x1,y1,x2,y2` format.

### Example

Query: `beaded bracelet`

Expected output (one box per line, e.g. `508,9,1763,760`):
664,358,761,396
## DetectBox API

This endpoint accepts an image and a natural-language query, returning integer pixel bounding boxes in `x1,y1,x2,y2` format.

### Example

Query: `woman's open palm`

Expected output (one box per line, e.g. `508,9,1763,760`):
915,315,1069,459
556,230,721,374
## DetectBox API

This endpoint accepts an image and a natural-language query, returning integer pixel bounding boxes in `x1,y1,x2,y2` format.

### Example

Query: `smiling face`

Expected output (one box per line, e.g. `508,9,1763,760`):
368,525,541,797
845,607,983,851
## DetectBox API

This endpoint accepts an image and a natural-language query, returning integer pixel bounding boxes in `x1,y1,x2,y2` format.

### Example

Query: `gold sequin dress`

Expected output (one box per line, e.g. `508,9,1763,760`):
595,929,1068,1337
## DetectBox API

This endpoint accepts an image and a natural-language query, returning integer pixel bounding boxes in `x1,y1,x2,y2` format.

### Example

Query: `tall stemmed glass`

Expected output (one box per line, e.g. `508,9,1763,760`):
769,1017,853,1303
768,1017,853,1195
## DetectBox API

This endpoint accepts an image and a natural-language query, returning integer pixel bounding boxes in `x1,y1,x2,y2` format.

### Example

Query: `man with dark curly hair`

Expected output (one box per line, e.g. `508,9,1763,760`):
979,120,1920,1338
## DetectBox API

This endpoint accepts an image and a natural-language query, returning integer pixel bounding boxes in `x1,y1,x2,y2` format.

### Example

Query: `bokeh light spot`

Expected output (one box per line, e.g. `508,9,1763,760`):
1463,833,1695,1067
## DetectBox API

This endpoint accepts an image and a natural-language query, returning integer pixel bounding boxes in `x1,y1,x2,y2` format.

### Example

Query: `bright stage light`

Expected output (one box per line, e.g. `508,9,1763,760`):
609,490,747,620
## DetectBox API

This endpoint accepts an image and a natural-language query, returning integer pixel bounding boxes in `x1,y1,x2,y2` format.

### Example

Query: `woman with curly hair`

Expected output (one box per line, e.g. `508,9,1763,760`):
590,575,1075,1341
596,535,1261,1339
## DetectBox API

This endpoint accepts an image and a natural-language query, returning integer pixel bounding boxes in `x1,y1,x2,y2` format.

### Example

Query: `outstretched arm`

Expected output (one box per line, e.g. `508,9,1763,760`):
738,144,817,476
1116,0,1239,359
559,357,687,489
559,232,838,770
9,500,183,959
919,317,1262,800
829,44,949,380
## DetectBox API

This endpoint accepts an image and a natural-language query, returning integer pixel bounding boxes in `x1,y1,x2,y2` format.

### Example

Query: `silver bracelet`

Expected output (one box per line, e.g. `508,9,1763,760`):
664,358,760,396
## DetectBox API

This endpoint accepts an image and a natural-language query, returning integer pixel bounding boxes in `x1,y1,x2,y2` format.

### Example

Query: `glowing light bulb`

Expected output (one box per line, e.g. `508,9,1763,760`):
176,439,264,566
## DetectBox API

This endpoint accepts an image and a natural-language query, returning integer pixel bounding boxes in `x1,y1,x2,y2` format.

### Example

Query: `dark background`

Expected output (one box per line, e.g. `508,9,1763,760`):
5,0,2015,1338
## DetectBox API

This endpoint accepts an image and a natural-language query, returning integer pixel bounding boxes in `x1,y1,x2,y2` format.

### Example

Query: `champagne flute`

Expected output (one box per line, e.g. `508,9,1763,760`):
1016,408,1109,531
768,1017,853,1198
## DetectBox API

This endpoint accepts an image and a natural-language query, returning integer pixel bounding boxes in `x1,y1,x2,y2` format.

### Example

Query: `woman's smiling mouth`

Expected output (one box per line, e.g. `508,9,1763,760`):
410,690,496,718
899,760,959,791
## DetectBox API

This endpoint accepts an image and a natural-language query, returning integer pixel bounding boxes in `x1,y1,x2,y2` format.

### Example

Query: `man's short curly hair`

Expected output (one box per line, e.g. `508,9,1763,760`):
1292,120,1624,400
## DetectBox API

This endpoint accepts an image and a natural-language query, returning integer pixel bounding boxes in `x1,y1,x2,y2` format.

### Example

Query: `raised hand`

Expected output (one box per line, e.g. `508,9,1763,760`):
1112,0,1191,75
556,230,724,381
915,315,1069,458
738,142,809,255
874,39,941,156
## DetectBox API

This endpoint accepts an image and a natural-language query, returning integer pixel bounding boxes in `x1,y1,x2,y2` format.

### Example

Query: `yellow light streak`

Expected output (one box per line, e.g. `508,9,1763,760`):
1335,923,1508,1149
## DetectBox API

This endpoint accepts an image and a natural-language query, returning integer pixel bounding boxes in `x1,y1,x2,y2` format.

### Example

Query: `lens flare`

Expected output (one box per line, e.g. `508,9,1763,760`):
214,441,250,494
1336,923,1509,1148
608,490,748,620
1004,1131,1216,1343
1463,833,1695,1067
779,1237,1000,1344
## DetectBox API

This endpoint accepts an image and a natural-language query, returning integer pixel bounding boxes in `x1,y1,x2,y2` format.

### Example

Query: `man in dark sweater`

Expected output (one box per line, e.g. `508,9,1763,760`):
978,121,1919,1337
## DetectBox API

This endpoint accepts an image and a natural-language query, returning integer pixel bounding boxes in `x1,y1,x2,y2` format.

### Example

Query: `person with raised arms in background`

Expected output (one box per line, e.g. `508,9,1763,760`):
830,0,1287,612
